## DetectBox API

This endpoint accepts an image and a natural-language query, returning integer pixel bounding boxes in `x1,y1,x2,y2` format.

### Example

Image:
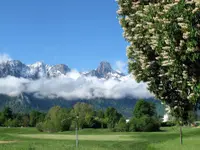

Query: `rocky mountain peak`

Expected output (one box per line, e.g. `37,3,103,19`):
53,64,71,73
97,61,113,75
0,60,125,80
30,61,45,68
85,61,125,79
8,60,22,65
47,64,71,77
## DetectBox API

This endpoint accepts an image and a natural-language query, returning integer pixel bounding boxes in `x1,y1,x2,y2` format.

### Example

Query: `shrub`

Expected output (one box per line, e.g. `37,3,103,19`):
36,122,43,132
129,116,160,132
60,119,71,131
44,121,59,133
114,117,128,132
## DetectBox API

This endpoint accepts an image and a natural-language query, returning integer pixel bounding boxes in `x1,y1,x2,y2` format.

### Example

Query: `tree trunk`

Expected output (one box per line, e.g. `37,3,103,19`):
180,125,183,145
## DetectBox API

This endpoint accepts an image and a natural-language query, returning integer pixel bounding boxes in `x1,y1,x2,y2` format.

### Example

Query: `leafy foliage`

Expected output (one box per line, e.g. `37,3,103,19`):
129,115,160,132
105,107,123,129
133,99,156,118
29,110,45,127
114,117,128,132
0,107,45,127
129,99,160,132
117,0,200,123
37,103,126,132
41,106,72,132
0,103,161,133
72,102,94,129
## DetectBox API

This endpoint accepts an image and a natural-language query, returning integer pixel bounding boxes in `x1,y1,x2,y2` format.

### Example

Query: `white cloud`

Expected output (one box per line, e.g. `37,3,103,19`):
0,54,12,64
0,76,29,96
0,54,152,100
0,72,153,100
115,61,127,73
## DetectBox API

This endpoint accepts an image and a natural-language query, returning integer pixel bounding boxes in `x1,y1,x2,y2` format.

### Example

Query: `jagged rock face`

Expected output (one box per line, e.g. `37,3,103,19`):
9,60,29,78
53,64,71,74
0,60,71,79
29,62,47,78
47,64,71,77
0,62,10,78
97,61,113,75
86,61,125,79
0,60,125,80
0,60,30,78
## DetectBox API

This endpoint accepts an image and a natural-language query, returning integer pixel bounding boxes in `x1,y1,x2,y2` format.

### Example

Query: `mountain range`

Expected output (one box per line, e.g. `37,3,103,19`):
0,60,164,117
0,60,124,79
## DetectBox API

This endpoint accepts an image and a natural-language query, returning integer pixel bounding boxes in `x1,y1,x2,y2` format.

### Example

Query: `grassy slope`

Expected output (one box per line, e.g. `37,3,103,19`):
0,127,200,150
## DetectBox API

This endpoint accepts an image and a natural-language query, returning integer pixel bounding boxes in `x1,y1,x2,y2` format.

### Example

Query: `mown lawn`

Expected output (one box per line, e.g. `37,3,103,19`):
0,127,200,150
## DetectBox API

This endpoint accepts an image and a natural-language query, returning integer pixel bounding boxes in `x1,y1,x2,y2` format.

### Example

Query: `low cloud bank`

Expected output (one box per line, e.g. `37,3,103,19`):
0,71,152,100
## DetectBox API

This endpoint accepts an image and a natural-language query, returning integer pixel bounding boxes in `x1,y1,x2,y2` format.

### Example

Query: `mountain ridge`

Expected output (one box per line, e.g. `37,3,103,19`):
0,60,125,79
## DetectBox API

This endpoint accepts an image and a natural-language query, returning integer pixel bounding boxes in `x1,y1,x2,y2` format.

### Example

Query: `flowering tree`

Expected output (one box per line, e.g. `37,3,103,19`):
117,0,200,144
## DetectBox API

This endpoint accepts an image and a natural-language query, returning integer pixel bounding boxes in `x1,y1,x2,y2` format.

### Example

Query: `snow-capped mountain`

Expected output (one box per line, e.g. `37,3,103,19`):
28,62,47,78
0,60,164,118
85,61,125,79
0,60,125,79
0,60,32,78
0,60,71,79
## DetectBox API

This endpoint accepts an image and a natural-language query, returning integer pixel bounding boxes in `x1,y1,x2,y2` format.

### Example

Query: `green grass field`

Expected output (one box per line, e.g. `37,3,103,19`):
0,127,200,150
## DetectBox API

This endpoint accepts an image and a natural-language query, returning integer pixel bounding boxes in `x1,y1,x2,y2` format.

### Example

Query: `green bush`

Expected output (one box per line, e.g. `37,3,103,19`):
128,100,160,132
129,116,160,132
42,121,57,133
60,119,71,131
36,122,43,132
114,117,128,132
4,119,19,127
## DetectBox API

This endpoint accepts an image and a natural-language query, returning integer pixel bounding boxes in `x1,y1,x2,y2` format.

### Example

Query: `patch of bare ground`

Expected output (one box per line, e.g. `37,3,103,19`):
0,141,18,144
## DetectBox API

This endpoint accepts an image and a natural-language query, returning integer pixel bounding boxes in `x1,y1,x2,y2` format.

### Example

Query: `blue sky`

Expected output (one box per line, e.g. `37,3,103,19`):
0,0,127,71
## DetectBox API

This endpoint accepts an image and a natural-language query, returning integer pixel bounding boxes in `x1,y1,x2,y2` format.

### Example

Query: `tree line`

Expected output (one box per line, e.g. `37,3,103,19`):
0,107,45,127
36,100,160,132
0,100,162,132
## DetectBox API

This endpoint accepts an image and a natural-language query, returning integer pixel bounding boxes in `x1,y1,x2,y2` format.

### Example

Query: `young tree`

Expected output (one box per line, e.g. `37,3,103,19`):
117,0,200,144
72,102,94,129
41,106,71,132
